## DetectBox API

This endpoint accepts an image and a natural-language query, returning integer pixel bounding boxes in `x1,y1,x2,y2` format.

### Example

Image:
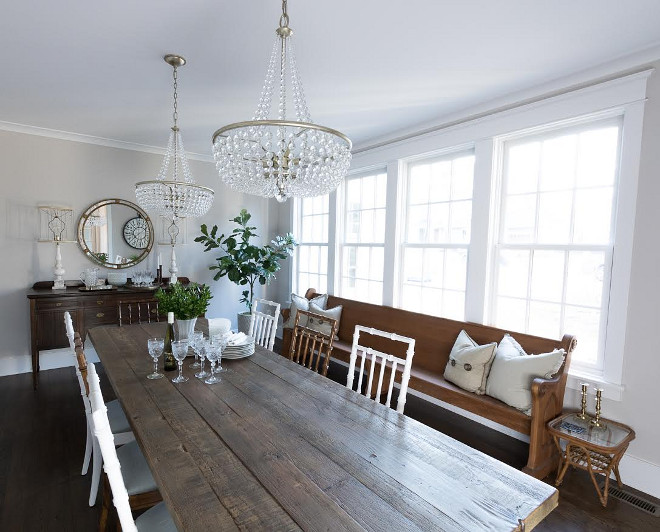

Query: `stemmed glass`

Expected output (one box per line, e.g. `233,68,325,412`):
189,331,204,369
171,340,189,383
195,337,210,379
147,337,164,380
204,342,221,385
213,332,231,374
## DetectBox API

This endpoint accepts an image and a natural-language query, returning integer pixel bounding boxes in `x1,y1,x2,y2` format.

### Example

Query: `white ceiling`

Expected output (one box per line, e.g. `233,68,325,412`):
1,1,660,157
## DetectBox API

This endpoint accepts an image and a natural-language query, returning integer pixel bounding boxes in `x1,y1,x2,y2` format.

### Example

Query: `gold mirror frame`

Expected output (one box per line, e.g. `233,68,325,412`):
77,199,154,269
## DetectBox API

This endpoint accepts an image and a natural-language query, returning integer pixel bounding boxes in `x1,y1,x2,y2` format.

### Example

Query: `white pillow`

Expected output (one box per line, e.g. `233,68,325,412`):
443,330,497,395
282,292,328,329
486,334,565,412
307,302,342,337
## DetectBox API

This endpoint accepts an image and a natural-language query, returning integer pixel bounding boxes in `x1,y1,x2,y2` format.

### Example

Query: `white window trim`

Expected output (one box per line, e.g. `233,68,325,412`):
299,68,651,400
334,167,388,303
396,147,476,317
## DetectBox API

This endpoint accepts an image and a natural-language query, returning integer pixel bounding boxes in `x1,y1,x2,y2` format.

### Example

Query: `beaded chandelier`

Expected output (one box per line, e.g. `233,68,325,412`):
136,55,214,233
212,0,352,202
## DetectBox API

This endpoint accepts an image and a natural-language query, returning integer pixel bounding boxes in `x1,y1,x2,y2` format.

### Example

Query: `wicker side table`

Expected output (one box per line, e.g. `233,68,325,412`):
547,412,635,507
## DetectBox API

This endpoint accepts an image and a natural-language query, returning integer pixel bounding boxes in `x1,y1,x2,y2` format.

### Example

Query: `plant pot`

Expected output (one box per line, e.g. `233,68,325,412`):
175,317,197,342
237,312,252,334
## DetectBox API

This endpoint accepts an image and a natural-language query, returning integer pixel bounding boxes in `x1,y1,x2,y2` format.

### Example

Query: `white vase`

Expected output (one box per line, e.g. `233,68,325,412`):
237,312,252,334
175,317,197,342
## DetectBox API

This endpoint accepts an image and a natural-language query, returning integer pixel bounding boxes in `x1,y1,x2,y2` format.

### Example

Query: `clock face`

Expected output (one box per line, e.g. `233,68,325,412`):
122,217,150,249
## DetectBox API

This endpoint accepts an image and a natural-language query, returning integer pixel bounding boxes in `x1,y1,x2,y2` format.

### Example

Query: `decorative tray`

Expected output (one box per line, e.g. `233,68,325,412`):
125,284,161,291
78,285,117,291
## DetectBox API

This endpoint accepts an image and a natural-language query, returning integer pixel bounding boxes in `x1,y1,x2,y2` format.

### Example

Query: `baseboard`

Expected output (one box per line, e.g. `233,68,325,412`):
0,344,99,377
617,454,660,500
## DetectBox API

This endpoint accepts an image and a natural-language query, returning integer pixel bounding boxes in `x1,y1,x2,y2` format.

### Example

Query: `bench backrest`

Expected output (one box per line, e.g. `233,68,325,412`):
306,289,575,381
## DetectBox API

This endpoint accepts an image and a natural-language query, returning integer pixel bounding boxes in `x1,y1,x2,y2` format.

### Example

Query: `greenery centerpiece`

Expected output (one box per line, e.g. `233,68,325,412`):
154,282,213,320
195,209,297,314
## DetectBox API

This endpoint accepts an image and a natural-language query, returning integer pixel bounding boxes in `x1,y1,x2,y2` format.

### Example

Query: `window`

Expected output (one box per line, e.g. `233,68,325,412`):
337,171,387,304
294,195,329,294
399,153,475,319
491,120,620,369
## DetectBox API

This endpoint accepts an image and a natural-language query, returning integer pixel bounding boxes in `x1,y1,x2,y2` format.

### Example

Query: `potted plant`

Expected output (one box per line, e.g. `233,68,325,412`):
195,209,297,333
155,282,213,340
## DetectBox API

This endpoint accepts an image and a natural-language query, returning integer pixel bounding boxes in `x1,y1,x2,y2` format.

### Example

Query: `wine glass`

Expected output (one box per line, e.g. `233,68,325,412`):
195,337,210,379
189,331,204,369
147,337,164,380
171,340,189,383
212,332,231,374
204,342,221,385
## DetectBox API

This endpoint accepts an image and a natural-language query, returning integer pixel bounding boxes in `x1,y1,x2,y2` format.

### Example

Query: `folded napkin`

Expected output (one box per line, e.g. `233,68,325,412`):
227,332,247,346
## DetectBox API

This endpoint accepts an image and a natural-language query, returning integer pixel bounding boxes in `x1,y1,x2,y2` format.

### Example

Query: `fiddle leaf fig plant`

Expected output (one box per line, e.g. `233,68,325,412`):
195,209,297,311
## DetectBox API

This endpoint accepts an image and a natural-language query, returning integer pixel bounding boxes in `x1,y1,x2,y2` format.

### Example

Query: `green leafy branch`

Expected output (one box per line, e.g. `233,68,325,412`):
154,282,213,320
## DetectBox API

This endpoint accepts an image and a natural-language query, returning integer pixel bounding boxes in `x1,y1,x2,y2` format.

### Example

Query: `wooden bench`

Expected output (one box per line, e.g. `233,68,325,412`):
281,289,576,480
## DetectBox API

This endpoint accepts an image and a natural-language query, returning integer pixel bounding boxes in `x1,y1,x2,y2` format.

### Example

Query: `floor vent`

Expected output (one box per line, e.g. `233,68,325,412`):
600,483,659,516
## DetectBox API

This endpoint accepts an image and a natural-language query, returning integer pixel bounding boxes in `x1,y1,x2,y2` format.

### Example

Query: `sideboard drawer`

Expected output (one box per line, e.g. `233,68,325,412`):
84,307,119,328
35,299,78,312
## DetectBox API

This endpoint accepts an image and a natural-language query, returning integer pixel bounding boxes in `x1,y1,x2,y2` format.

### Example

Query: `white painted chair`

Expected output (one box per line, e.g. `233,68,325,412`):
248,299,281,351
207,317,231,338
65,312,134,506
87,362,176,532
346,325,416,414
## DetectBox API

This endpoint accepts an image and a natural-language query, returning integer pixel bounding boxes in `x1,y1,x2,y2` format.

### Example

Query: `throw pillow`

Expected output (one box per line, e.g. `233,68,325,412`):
307,302,342,337
443,330,497,395
486,334,565,412
282,292,328,329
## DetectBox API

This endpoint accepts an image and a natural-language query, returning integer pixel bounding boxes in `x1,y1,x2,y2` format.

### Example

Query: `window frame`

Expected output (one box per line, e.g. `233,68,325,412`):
335,168,388,305
488,117,622,372
396,149,476,320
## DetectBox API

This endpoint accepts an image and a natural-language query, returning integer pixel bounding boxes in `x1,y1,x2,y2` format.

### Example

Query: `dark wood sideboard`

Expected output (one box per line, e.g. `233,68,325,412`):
26,279,188,389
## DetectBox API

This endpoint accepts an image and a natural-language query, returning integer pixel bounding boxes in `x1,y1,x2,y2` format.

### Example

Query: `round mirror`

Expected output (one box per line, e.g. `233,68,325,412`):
78,199,154,269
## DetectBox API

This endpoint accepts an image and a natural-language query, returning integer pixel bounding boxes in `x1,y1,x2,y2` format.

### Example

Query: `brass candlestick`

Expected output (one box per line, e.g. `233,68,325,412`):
590,388,607,429
576,382,590,421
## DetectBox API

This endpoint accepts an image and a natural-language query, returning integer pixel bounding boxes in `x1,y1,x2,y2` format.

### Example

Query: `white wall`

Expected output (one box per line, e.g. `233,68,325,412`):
0,130,273,375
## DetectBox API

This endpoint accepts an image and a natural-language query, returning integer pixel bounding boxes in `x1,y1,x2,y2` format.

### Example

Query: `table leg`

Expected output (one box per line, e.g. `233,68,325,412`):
31,348,39,390
553,437,570,486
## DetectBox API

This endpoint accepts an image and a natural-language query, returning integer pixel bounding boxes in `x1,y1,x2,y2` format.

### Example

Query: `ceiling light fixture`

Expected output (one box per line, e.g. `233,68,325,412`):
135,54,214,283
212,0,352,202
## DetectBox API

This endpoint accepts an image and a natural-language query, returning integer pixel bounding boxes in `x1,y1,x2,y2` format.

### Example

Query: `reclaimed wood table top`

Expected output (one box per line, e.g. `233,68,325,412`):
88,321,558,532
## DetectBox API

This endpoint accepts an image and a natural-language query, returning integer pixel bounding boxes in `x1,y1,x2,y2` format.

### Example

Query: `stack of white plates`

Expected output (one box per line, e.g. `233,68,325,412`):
223,336,255,360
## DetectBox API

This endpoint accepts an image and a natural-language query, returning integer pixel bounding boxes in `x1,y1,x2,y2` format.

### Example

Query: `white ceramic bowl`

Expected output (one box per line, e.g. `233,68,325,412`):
107,272,128,286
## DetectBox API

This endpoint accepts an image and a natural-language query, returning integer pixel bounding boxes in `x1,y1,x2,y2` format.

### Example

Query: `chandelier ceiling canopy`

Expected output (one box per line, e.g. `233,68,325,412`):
136,54,214,229
212,0,352,202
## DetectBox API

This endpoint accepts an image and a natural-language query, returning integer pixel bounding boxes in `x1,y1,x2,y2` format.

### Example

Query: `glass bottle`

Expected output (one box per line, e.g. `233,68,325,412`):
163,312,177,371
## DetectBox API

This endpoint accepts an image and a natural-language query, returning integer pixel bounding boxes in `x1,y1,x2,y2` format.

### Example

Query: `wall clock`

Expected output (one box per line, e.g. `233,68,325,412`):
123,216,150,249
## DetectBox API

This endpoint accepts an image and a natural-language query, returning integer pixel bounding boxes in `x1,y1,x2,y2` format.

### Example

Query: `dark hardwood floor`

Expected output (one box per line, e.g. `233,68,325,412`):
1,363,657,531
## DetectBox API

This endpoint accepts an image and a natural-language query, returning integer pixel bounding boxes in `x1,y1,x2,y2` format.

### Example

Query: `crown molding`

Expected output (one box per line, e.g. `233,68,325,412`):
0,120,214,162
353,42,660,154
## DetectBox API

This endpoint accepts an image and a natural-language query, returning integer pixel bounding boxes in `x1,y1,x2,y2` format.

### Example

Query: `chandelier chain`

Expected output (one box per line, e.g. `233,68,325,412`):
172,65,179,127
280,0,289,29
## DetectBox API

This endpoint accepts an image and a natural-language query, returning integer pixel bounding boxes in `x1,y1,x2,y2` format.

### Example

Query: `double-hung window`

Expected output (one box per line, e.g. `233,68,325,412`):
491,119,621,369
293,195,330,295
399,153,475,319
337,171,387,304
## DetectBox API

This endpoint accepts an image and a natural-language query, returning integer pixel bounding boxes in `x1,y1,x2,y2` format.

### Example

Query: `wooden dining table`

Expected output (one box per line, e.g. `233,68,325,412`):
88,320,558,531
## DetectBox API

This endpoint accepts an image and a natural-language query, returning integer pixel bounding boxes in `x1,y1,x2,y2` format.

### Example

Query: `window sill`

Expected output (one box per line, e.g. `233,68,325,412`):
566,368,624,402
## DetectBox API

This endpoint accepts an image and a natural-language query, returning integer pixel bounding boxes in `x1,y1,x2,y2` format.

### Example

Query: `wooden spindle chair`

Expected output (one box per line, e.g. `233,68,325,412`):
288,309,338,377
248,298,281,351
346,325,416,414
118,300,159,327
72,330,134,507
87,363,174,532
